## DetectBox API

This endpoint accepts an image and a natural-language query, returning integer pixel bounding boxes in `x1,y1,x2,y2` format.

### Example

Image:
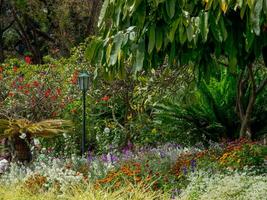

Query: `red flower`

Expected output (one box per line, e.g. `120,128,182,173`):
101,96,110,101
50,95,57,101
71,71,78,84
18,76,24,82
56,88,61,95
0,66,3,73
18,85,24,90
71,109,77,114
24,90,30,95
24,56,31,64
32,81,40,87
25,83,31,88
8,92,14,97
44,89,51,97
12,81,16,88
13,66,18,72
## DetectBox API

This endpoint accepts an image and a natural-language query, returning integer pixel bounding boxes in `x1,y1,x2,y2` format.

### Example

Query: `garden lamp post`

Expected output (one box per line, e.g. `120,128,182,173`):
78,72,90,155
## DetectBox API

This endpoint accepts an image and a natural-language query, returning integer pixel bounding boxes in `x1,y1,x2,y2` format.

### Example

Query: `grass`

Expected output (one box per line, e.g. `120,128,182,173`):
0,182,169,200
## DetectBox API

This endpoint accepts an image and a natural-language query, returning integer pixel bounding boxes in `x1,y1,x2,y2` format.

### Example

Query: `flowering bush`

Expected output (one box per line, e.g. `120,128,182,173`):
0,58,78,121
179,171,267,200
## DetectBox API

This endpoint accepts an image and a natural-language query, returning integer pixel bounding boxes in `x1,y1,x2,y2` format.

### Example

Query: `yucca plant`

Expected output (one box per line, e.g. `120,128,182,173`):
0,119,73,162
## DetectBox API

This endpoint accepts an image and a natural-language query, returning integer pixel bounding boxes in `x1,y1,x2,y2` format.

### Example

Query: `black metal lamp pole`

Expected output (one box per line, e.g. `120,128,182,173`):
78,72,90,156
82,89,86,155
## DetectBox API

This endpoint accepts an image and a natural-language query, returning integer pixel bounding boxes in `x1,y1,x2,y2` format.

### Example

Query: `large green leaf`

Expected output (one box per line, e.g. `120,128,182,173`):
166,0,176,19
219,17,228,41
133,40,145,75
109,32,124,66
264,0,267,15
85,39,102,63
168,18,180,42
98,0,110,27
186,23,194,42
247,0,255,9
148,25,155,54
199,11,209,42
251,0,263,35
156,28,163,52
210,13,223,42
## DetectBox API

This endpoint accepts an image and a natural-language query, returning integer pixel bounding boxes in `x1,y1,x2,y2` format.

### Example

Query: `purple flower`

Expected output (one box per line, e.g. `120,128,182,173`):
101,154,108,162
108,153,119,164
182,166,187,175
171,188,181,199
87,150,93,163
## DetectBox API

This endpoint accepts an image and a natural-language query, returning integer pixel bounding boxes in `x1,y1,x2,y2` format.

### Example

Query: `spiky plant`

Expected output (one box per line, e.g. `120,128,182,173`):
154,71,239,145
0,119,73,162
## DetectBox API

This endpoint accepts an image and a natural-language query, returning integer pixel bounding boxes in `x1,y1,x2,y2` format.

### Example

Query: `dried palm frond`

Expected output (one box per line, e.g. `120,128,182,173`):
0,119,73,140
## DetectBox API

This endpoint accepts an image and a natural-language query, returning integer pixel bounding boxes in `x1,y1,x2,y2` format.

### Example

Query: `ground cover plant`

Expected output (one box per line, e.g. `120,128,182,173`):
1,140,266,199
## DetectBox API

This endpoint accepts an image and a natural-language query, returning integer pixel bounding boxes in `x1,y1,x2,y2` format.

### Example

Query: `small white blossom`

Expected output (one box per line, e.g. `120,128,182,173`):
33,138,40,146
19,133,27,139
103,127,110,134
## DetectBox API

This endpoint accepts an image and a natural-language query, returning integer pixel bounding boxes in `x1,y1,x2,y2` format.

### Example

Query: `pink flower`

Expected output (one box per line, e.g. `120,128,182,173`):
24,56,31,64
44,89,51,97
101,96,110,101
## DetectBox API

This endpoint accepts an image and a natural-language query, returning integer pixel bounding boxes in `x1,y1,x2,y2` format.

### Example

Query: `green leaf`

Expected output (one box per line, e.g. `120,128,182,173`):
247,0,255,9
210,14,223,42
109,32,123,66
148,25,156,54
199,11,209,42
251,0,263,35
85,39,101,63
179,23,187,44
133,41,145,75
220,0,228,13
186,23,194,42
168,18,180,42
264,0,267,15
219,17,228,41
106,44,112,64
98,0,110,27
156,28,163,52
245,22,255,52
205,0,214,10
166,0,176,19
236,0,243,8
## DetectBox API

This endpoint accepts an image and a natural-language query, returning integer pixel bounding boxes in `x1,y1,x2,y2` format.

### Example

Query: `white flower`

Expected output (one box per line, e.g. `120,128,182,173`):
0,159,9,173
33,138,40,146
103,127,110,134
19,133,27,139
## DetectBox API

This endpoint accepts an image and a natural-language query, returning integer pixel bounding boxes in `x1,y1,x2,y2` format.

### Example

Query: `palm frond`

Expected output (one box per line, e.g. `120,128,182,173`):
0,118,73,139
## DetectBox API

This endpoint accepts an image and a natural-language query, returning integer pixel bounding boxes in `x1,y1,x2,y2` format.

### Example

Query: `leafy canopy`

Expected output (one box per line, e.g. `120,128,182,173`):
87,0,267,77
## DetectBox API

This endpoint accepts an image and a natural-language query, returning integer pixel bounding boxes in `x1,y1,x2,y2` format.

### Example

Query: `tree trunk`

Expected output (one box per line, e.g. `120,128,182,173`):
237,64,256,138
0,32,4,62
10,135,32,163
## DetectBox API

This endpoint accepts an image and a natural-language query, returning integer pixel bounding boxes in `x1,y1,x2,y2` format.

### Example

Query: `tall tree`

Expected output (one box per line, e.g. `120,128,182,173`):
0,0,102,63
88,0,267,138
0,0,14,62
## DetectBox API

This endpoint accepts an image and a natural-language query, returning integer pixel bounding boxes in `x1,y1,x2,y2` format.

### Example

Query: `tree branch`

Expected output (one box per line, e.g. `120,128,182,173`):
3,20,15,32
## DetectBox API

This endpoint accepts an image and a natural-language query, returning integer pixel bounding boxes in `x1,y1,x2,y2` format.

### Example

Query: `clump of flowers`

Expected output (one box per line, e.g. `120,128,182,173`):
218,142,266,170
24,173,47,193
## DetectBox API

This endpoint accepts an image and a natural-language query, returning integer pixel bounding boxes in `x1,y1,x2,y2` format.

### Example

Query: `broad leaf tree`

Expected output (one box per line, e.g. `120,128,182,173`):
88,0,267,139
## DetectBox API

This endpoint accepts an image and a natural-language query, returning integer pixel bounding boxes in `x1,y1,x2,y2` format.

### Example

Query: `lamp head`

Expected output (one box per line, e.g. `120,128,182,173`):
78,72,90,91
